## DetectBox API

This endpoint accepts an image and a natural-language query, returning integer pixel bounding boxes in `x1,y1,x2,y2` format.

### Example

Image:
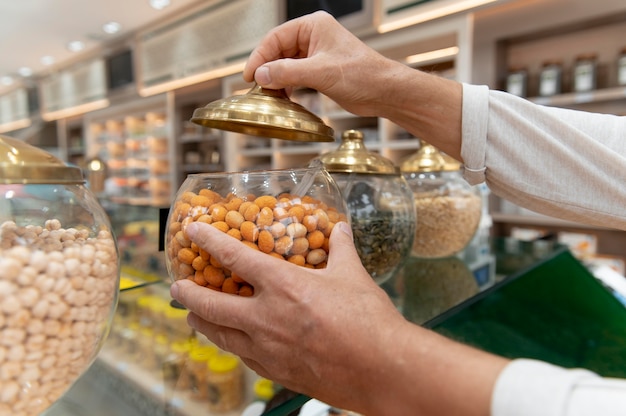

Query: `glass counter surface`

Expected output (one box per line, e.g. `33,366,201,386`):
46,238,626,416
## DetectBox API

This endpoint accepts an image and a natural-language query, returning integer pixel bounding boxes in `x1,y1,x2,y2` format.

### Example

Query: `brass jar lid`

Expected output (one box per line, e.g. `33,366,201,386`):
315,130,399,175
0,135,84,184
400,140,458,173
191,83,334,142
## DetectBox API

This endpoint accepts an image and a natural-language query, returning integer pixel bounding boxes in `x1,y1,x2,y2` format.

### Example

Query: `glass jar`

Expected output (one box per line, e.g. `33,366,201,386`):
0,135,120,415
207,353,244,412
188,344,220,400
401,141,482,259
165,164,348,293
538,60,563,96
314,130,416,284
573,53,597,92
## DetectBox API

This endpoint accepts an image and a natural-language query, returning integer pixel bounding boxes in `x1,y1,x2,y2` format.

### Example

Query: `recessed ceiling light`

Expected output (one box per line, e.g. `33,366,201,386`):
41,56,55,66
18,67,33,77
103,21,122,34
149,0,170,10
67,41,85,52
1,76,14,86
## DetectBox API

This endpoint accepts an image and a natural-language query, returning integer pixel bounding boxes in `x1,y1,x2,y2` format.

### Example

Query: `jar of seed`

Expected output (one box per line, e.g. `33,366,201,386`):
401,141,482,259
313,130,416,284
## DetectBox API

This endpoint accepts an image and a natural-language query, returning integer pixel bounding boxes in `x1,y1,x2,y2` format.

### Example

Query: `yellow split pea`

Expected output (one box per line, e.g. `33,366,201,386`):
167,191,346,296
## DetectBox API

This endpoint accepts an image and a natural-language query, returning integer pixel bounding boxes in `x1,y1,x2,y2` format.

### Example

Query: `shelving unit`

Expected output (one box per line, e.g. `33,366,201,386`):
472,4,626,267
84,95,175,207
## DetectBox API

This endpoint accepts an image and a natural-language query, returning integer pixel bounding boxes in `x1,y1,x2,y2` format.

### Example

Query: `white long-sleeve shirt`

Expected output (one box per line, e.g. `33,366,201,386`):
461,84,626,231
460,84,626,415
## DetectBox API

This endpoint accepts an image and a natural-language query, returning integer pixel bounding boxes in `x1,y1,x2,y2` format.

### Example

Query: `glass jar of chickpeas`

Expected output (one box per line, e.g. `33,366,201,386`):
165,163,348,295
0,135,120,416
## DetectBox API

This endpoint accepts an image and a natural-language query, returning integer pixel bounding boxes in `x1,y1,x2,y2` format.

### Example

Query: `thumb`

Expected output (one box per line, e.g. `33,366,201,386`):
326,221,362,269
254,58,319,91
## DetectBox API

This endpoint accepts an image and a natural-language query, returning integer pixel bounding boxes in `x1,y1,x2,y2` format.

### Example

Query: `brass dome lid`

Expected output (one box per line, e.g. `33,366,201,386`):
0,135,84,184
315,129,399,175
191,84,334,142
400,140,459,173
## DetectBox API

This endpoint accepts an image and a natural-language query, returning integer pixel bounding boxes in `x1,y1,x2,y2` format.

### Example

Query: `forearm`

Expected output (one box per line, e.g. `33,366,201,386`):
377,61,464,161
348,320,508,416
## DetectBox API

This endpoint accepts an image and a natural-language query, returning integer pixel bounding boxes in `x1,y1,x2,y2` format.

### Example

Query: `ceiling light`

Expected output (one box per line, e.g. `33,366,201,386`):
67,41,85,52
149,0,170,10
103,22,122,34
41,56,55,66
1,76,14,86
18,67,33,77
378,0,500,33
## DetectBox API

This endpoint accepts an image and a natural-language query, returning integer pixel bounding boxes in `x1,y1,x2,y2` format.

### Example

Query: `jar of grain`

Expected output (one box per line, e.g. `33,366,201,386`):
400,141,482,259
207,353,244,412
313,130,416,284
0,135,120,416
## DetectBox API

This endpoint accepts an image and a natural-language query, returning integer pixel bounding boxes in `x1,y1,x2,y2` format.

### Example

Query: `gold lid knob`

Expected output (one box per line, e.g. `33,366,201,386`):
400,140,460,173
315,130,399,175
0,135,84,184
191,83,334,142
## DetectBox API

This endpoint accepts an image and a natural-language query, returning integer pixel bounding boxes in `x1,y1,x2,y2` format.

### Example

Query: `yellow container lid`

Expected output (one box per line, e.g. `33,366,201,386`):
253,378,275,401
189,345,219,362
171,340,193,354
165,305,189,320
208,354,239,373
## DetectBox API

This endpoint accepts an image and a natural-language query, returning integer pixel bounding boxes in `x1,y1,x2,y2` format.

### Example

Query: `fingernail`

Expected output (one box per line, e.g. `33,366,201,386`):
255,65,272,85
185,222,198,239
337,221,353,237
170,281,180,298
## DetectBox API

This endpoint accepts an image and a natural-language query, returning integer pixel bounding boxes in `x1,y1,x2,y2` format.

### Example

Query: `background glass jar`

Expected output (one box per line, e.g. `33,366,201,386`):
0,136,120,416
314,130,416,284
165,164,349,293
401,141,482,259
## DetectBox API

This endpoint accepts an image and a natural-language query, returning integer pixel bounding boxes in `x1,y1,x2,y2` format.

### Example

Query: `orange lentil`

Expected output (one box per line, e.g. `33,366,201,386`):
203,265,225,287
239,285,254,297
243,203,260,222
269,221,286,238
225,197,244,212
241,240,260,251
274,235,294,255
221,278,239,294
314,209,329,229
211,221,230,233
238,201,254,216
258,230,275,254
273,206,289,221
194,270,207,286
209,255,222,268
199,248,210,261
181,191,197,203
306,248,327,265
225,210,245,229
190,195,212,208
240,221,259,242
192,256,209,271
255,195,277,209
291,237,309,255
175,230,191,248
287,254,306,266
169,221,182,236
302,215,318,233
197,214,212,224
256,206,274,228
227,228,242,240
288,206,305,223
322,222,335,238
286,222,307,238
307,230,325,249
231,272,247,284
210,204,228,222
177,247,196,265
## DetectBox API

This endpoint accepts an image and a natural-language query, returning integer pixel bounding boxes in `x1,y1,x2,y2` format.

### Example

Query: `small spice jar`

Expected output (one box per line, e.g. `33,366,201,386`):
188,344,220,400
207,353,244,412
573,53,598,92
162,340,194,389
538,60,563,96
313,129,416,284
400,141,482,259
618,47,626,86
505,67,528,97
